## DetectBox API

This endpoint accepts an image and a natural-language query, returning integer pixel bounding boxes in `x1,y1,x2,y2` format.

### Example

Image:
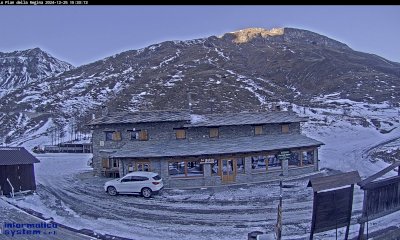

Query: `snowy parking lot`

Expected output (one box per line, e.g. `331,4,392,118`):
6,149,400,240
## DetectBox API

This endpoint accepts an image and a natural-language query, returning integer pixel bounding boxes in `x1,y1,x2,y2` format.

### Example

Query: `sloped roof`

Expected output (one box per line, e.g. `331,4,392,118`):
0,147,40,165
307,171,361,192
107,134,323,158
186,111,308,127
88,110,307,127
87,110,191,125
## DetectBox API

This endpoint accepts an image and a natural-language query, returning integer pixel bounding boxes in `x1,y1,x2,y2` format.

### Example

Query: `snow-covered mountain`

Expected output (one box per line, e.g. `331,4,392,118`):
0,47,74,98
1,28,400,151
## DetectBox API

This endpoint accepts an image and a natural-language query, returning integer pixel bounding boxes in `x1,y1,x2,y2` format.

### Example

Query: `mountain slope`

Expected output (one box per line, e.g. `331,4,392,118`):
0,47,74,98
1,27,400,145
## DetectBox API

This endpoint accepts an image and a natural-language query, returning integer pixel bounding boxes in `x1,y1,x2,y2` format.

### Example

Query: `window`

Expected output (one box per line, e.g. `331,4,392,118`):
281,124,290,134
127,130,140,140
251,155,267,171
111,159,119,168
209,128,219,138
136,162,150,172
267,154,281,170
121,176,133,182
302,150,314,165
131,176,149,181
138,130,149,141
236,158,245,174
289,152,301,167
254,125,263,135
102,158,119,169
127,161,151,172
105,131,122,141
211,160,219,175
175,129,186,139
249,154,281,172
105,132,113,141
168,160,204,177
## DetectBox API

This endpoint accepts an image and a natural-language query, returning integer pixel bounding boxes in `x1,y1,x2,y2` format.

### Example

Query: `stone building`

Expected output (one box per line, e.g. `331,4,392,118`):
88,110,323,188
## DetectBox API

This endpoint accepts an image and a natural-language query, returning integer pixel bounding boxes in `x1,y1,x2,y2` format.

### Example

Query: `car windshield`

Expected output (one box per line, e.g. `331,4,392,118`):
152,175,161,180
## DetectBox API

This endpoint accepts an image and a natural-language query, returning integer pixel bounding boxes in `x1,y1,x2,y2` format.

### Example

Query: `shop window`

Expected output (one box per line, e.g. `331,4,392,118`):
136,162,150,171
111,159,119,168
251,155,267,171
267,154,281,170
281,124,290,134
209,128,219,138
175,129,186,139
236,158,245,174
187,161,203,177
289,152,301,167
169,160,203,177
302,150,314,165
254,125,263,135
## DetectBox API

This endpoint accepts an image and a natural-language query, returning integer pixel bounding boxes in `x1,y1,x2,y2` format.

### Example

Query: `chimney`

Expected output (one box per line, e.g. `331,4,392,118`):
101,105,108,116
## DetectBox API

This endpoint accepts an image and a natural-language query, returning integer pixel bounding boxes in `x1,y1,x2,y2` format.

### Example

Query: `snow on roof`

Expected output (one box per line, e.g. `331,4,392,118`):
0,147,40,165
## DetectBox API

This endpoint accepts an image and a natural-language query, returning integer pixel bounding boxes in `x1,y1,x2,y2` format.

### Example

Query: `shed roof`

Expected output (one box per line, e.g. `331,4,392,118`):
307,171,361,192
107,134,323,158
0,147,40,165
87,110,191,125
186,111,307,127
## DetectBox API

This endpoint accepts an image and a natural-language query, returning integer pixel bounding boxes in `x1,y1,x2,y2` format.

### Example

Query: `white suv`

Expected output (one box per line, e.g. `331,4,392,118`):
104,171,163,198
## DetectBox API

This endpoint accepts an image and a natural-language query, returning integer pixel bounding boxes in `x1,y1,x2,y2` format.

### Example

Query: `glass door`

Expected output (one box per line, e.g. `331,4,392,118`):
221,159,236,182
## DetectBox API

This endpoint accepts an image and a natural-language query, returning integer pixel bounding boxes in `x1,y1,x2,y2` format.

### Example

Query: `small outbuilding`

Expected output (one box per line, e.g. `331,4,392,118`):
0,147,40,196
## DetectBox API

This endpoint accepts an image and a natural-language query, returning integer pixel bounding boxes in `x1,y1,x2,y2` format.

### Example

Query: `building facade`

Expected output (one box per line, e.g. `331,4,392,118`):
88,110,323,188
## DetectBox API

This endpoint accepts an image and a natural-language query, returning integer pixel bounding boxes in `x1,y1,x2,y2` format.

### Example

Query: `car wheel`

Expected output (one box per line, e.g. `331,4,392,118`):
141,187,152,198
107,186,117,196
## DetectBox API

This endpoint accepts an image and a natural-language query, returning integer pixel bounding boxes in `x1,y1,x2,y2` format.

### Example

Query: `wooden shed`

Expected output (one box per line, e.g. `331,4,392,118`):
0,147,40,196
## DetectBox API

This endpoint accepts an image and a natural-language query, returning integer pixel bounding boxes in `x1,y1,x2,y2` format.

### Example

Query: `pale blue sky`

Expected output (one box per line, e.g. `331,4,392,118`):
0,6,399,66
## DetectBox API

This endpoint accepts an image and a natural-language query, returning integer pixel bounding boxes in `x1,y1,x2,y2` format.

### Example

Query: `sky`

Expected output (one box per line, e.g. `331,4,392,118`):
0,6,399,66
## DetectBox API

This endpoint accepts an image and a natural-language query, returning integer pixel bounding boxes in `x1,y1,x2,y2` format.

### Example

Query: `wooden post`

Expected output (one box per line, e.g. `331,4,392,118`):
345,184,355,240
358,190,368,240
310,191,317,240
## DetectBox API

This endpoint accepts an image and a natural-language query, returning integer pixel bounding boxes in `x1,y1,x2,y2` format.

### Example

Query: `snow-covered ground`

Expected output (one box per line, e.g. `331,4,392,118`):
6,119,400,240
4,96,400,239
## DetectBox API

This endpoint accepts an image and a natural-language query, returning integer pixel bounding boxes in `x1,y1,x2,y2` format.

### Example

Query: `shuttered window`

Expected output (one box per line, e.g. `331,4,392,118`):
139,130,149,141
176,129,186,139
113,131,122,141
105,131,121,141
281,124,290,134
102,158,110,168
209,128,219,138
254,125,263,135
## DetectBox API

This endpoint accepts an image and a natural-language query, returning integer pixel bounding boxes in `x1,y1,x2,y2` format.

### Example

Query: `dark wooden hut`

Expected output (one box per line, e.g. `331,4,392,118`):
0,147,40,196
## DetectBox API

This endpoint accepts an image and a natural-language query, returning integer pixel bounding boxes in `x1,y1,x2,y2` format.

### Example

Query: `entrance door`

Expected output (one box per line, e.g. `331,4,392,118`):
221,159,236,182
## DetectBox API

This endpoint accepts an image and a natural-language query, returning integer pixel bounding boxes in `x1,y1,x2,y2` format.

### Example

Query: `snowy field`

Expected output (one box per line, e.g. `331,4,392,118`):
4,98,400,239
